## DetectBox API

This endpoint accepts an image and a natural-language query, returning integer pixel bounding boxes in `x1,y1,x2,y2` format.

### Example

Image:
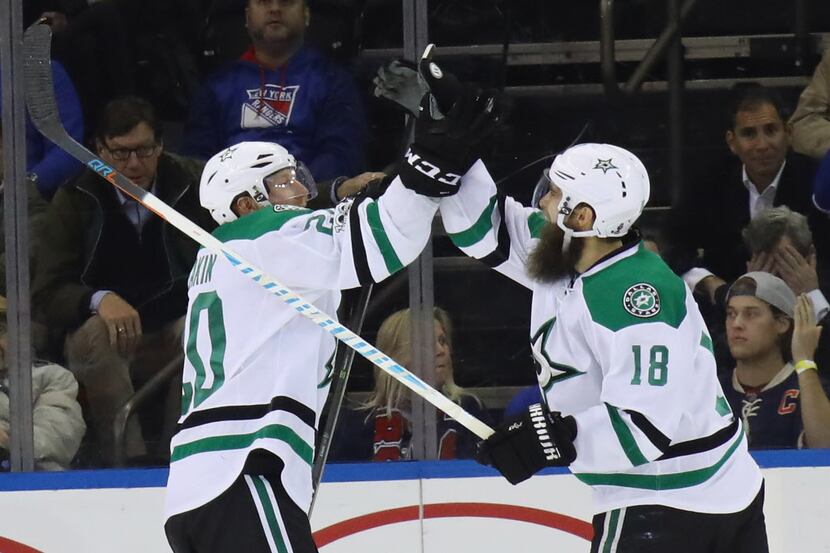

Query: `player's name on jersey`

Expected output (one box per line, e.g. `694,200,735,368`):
188,253,218,288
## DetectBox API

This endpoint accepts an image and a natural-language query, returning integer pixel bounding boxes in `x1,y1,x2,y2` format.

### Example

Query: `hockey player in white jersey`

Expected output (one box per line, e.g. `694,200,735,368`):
408,53,767,552
437,137,769,550
163,68,505,551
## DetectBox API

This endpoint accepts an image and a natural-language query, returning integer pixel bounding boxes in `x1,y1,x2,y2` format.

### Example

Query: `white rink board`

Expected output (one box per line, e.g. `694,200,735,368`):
0,454,828,553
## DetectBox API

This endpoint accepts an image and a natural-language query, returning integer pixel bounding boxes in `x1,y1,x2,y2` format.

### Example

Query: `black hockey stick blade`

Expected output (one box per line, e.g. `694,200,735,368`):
23,23,152,208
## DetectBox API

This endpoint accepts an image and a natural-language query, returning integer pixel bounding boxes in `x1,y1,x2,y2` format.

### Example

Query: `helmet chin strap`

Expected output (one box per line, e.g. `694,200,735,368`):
556,213,574,254
555,197,596,254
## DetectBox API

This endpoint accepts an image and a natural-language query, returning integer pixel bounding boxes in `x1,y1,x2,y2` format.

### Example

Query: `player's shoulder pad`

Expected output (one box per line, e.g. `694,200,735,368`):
581,243,687,331
212,205,313,242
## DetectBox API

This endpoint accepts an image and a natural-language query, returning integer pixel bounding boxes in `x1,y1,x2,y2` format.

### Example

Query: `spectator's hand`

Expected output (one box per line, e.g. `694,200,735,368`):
336,172,387,200
792,294,821,363
0,427,8,449
373,59,427,117
695,275,727,304
39,11,68,33
746,251,775,273
97,293,142,356
774,245,819,295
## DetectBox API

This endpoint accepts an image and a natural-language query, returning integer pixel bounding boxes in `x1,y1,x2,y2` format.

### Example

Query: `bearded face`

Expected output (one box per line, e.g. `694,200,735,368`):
527,221,585,283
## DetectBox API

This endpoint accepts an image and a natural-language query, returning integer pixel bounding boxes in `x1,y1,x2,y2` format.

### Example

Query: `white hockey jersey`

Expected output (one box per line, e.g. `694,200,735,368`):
439,161,762,515
165,179,439,519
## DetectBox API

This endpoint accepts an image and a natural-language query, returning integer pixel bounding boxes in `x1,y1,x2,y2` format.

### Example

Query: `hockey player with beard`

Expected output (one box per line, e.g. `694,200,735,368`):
442,141,769,552
163,60,504,551
416,55,768,552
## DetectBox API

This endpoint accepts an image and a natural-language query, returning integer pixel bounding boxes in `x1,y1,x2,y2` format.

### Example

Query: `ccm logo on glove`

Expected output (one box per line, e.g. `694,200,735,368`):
404,147,461,187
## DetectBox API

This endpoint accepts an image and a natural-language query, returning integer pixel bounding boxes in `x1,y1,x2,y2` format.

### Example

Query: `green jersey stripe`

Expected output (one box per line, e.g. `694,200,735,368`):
447,195,498,248
213,207,311,241
528,211,547,239
252,476,289,553
171,423,313,464
606,404,649,466
700,332,714,354
365,201,404,274
602,509,621,553
574,428,744,489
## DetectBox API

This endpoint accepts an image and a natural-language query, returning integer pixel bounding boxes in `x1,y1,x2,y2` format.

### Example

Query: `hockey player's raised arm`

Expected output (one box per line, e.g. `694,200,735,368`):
440,162,542,289
209,178,442,291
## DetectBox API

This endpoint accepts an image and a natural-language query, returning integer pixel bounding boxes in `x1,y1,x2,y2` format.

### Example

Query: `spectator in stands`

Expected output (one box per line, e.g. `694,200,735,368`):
330,306,491,461
0,123,50,296
662,85,830,305
32,96,213,467
742,206,828,319
689,206,830,372
0,58,84,199
719,272,830,449
0,295,86,471
182,0,368,195
790,47,830,160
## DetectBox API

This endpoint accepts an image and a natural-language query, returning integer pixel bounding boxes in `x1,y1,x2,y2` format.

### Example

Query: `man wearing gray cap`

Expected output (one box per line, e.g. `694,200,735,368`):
721,271,830,449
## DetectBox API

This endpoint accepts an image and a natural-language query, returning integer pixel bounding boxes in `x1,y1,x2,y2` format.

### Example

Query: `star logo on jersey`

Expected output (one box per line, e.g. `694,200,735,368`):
530,317,585,393
593,158,617,173
623,283,661,318
219,146,237,162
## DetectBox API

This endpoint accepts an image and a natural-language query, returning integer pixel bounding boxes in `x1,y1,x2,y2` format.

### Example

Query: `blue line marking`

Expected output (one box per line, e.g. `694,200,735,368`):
1,451,828,491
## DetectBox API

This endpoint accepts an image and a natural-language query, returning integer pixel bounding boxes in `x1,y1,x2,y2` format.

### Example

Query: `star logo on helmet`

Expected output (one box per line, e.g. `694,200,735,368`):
219,146,238,162
593,158,617,174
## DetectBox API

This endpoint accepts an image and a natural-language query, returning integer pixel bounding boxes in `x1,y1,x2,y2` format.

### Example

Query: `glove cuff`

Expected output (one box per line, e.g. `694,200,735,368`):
398,144,465,198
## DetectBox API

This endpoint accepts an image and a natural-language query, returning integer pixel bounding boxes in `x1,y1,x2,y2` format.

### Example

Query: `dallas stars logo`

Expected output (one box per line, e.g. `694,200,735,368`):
219,146,238,162
623,283,661,318
593,158,617,173
530,317,584,392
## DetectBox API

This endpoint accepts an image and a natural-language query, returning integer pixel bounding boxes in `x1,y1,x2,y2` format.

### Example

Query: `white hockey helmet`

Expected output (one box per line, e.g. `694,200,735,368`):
200,141,317,224
534,143,650,238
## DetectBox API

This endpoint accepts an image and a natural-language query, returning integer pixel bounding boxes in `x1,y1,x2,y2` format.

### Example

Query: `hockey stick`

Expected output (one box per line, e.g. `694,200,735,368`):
22,23,493,440
309,283,372,512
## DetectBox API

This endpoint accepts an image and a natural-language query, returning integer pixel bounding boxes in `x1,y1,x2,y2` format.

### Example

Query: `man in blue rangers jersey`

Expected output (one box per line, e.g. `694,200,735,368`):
163,62,505,551
434,135,768,550
182,0,367,184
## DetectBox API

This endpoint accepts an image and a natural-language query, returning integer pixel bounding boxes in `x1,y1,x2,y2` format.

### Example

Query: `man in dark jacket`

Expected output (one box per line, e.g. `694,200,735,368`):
181,0,367,188
662,85,830,302
32,96,214,467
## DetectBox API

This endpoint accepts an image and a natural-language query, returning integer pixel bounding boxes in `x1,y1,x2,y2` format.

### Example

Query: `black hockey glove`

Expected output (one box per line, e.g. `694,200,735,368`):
398,44,508,198
476,403,577,485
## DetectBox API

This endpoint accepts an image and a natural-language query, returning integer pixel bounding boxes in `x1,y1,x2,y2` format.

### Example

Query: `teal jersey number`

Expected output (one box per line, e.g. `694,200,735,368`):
631,344,669,387
182,291,227,414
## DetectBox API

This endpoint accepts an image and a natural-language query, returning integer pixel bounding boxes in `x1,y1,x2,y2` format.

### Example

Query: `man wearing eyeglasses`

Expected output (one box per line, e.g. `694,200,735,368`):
32,96,216,467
